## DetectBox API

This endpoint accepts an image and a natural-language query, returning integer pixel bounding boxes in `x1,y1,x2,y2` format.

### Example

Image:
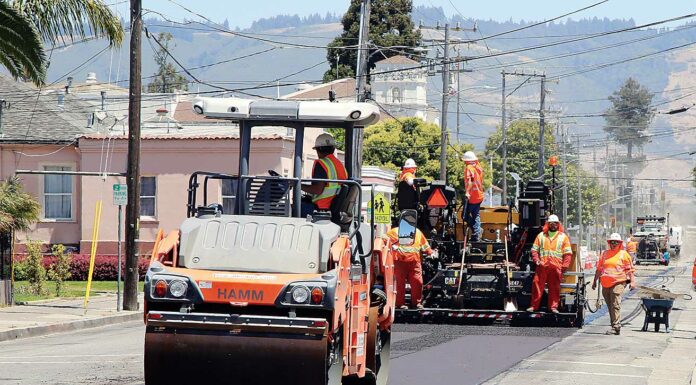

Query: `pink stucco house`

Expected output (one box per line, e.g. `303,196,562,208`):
0,75,395,255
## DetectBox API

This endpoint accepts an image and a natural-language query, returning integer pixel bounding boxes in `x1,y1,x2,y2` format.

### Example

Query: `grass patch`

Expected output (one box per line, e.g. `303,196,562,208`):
13,281,144,303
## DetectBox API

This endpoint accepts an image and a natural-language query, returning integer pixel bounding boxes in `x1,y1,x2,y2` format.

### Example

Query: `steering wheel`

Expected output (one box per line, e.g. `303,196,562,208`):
268,170,280,177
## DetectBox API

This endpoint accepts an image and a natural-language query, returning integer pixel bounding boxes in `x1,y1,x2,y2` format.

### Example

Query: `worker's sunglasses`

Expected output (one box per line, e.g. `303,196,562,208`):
609,241,620,245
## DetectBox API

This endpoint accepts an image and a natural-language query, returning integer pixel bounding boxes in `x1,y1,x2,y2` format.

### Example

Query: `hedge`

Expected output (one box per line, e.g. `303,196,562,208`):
13,255,150,281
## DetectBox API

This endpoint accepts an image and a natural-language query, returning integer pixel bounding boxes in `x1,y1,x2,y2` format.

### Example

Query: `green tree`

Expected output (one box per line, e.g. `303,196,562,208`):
324,0,422,82
25,241,46,295
362,118,490,194
47,244,71,296
604,78,654,160
560,163,603,227
485,120,556,198
0,0,124,86
146,32,189,93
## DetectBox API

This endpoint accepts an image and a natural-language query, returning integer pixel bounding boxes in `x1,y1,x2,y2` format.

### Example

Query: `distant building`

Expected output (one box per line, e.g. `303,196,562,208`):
371,55,438,123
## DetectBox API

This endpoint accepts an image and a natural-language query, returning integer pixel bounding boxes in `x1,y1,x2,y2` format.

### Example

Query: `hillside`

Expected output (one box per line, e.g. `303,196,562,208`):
41,7,696,154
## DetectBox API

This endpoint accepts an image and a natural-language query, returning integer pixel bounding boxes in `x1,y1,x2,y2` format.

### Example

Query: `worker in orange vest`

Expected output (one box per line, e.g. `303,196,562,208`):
301,133,347,216
397,158,419,211
385,210,435,310
592,233,636,335
625,236,638,262
527,215,573,313
463,151,484,242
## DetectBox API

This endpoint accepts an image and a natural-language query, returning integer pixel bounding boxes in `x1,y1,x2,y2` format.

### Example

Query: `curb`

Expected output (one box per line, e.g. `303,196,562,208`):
0,311,142,343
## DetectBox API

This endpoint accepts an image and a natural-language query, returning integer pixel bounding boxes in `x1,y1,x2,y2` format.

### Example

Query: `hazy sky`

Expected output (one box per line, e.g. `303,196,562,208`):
118,0,696,29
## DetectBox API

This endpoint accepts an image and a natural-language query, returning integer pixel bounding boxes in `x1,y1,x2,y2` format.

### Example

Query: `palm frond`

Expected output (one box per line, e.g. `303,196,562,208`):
0,1,46,85
0,177,40,233
13,0,124,47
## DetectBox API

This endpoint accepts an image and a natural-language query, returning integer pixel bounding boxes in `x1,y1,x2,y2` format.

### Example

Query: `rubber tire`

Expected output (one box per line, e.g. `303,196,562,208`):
348,308,391,385
327,339,343,385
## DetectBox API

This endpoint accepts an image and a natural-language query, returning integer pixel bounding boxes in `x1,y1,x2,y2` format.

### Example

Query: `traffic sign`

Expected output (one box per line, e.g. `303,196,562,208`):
367,193,391,224
113,184,127,206
612,203,627,209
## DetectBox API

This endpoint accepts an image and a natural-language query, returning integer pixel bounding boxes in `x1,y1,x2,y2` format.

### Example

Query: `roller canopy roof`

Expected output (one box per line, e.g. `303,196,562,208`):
192,97,380,126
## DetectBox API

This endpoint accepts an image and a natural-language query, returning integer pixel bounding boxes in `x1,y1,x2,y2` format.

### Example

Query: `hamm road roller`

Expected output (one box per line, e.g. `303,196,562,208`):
143,98,395,384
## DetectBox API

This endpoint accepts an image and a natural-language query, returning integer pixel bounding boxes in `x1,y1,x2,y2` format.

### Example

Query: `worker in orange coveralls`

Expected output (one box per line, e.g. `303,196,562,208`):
384,210,435,310
527,214,573,313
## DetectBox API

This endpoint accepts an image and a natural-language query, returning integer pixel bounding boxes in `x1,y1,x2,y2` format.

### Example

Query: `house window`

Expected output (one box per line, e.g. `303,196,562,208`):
43,166,72,220
221,179,238,215
391,87,402,103
140,176,156,217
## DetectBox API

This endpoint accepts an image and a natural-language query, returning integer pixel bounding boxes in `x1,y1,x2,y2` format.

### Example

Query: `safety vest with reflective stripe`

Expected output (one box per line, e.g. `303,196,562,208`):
625,241,637,253
312,154,348,209
400,170,416,185
532,231,572,268
465,162,484,204
384,227,432,263
598,249,634,288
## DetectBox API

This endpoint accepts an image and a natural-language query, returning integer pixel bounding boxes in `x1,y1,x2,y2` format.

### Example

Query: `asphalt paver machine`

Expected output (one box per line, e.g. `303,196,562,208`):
143,97,396,385
396,180,586,327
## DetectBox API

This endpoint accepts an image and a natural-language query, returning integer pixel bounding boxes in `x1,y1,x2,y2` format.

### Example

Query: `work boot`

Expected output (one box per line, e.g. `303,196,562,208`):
526,307,535,312
416,303,424,310
614,328,621,335
399,305,408,310
550,308,560,314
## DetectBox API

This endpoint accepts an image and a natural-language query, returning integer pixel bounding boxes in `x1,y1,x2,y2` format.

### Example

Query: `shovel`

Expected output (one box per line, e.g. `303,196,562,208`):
503,235,518,312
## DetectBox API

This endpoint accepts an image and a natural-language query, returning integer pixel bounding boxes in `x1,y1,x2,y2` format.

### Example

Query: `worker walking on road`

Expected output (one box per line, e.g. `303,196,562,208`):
592,233,636,335
527,215,573,313
397,158,419,211
385,210,435,310
625,236,638,262
463,151,484,242
301,133,347,216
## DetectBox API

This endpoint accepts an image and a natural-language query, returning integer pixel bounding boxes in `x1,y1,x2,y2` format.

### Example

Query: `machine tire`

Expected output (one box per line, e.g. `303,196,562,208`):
326,338,343,385
361,307,391,385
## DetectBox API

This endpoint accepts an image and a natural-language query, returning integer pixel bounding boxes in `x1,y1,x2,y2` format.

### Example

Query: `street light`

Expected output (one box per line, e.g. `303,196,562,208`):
510,172,522,205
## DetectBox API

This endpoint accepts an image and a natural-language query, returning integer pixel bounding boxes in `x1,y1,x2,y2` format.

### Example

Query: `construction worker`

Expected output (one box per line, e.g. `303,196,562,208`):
625,236,638,261
592,233,636,335
301,133,347,216
462,151,484,241
397,158,419,211
384,210,435,310
527,214,573,313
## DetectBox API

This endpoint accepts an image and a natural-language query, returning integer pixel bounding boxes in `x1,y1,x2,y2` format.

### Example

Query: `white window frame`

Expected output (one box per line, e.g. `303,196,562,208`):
391,87,402,103
140,176,157,219
41,164,74,221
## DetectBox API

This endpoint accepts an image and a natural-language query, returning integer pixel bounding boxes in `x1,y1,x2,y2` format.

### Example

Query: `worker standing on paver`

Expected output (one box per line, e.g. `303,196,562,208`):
397,158,419,211
385,210,435,310
527,215,573,313
462,151,484,242
592,233,636,335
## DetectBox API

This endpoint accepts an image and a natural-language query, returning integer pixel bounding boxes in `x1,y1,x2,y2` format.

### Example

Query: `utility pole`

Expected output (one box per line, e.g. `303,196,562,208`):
352,0,370,179
501,72,507,200
500,71,548,199
124,0,142,311
605,143,610,236
439,24,450,181
577,135,583,246
538,75,547,178
456,46,460,144
561,125,568,224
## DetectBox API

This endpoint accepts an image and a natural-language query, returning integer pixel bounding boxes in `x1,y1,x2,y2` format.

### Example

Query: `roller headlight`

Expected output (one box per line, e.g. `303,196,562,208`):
291,285,310,304
169,280,188,298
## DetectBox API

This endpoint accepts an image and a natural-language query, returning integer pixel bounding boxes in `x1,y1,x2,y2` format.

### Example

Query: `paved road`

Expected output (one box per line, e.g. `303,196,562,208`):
0,261,678,384
0,319,572,385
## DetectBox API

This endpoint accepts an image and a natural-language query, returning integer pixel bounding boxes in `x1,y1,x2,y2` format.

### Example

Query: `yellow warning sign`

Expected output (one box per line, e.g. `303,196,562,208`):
367,193,391,224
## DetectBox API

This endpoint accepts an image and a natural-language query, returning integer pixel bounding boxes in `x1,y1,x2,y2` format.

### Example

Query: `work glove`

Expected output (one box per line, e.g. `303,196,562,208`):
425,250,438,260
591,282,597,291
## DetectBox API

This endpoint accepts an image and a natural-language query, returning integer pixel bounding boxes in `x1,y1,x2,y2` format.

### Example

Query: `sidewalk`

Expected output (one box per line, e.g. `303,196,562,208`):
0,293,143,342
486,259,696,385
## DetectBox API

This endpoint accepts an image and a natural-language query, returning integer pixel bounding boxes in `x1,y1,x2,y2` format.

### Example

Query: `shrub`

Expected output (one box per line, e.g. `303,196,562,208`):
13,254,150,281
47,244,72,296
25,241,46,294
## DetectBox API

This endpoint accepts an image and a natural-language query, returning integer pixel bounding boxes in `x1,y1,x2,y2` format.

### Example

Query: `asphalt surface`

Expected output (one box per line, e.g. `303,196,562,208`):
0,258,681,384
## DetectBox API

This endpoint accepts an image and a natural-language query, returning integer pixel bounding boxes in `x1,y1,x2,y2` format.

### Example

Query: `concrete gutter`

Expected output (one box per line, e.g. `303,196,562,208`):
0,311,142,342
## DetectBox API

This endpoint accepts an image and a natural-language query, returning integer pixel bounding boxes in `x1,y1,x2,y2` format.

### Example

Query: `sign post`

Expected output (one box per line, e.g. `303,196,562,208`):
113,184,127,311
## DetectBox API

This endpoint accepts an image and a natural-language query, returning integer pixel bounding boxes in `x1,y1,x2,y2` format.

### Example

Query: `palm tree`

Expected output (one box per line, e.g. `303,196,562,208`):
0,177,40,234
0,0,124,86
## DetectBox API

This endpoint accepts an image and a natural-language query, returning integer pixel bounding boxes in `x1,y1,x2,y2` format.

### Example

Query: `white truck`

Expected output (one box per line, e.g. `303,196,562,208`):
669,226,682,256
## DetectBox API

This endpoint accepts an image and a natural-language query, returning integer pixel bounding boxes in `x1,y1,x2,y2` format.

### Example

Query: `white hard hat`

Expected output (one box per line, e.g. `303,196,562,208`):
403,158,417,168
547,214,560,223
313,133,336,149
462,151,478,161
608,233,623,242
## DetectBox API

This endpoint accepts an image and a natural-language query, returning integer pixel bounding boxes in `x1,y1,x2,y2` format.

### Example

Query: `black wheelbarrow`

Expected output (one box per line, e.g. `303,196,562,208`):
641,297,674,333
